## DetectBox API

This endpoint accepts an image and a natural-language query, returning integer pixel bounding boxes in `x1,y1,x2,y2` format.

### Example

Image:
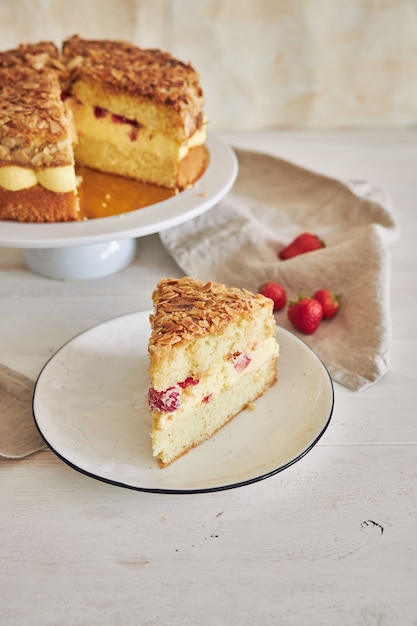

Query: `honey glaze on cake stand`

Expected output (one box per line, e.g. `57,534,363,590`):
1,134,238,280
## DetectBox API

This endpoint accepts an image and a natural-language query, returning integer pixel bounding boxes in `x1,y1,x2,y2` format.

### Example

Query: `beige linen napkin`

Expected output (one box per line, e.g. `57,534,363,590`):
160,149,399,391
0,364,46,458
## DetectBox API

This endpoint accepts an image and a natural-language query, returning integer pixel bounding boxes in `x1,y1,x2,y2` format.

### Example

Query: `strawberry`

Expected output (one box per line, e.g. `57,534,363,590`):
178,377,200,389
313,289,341,319
258,281,287,311
148,387,180,413
287,296,323,334
279,232,325,260
231,352,252,373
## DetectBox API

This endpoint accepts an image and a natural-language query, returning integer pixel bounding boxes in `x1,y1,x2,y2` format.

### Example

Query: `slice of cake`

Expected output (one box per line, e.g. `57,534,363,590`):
62,35,208,191
148,277,279,467
0,44,79,222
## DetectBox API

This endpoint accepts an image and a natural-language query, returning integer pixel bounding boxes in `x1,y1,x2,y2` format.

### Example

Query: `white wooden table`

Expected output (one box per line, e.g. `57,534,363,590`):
1,130,416,626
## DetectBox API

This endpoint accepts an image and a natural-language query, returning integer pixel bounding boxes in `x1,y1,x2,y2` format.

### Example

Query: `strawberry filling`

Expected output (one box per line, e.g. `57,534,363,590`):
93,106,107,119
148,387,180,413
230,351,251,373
111,113,140,128
93,105,142,140
148,377,200,413
178,377,200,389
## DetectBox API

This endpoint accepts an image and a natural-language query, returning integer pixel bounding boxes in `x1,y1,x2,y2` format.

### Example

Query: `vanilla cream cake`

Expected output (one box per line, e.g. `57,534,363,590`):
148,277,279,467
0,36,207,222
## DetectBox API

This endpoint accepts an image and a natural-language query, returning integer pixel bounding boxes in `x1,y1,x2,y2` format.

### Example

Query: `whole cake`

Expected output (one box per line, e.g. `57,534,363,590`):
0,36,207,223
148,277,279,467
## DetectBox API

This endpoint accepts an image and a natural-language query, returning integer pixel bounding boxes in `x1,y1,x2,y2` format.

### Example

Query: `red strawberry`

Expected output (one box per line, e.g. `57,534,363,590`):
148,387,180,413
287,296,323,334
230,352,252,372
279,232,325,260
313,289,341,319
258,281,287,311
178,377,200,389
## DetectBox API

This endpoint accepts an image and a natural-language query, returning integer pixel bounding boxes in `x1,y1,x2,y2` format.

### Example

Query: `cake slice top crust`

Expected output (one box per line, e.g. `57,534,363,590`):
149,277,276,357
0,44,73,170
0,41,70,91
0,41,63,72
62,35,204,137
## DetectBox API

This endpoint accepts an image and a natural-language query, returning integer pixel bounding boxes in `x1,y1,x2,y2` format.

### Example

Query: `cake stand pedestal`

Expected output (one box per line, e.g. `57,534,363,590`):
22,239,137,280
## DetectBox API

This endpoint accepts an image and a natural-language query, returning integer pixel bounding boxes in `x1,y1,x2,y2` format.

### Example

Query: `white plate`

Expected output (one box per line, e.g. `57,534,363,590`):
0,134,237,248
33,311,334,493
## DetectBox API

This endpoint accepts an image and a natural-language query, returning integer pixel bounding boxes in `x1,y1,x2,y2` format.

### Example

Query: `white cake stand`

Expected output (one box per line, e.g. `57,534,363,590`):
0,134,238,280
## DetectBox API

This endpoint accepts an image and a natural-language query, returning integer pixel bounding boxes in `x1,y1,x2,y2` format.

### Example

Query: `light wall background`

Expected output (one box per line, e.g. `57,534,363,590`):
1,0,416,131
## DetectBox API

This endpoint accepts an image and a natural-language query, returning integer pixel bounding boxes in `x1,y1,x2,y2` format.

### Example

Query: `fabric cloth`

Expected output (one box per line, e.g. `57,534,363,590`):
0,364,46,458
160,148,399,391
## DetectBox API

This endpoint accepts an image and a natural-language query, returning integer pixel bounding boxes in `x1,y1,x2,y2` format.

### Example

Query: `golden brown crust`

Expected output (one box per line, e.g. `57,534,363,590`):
0,64,73,169
0,185,78,222
149,277,273,355
0,41,60,70
63,35,204,136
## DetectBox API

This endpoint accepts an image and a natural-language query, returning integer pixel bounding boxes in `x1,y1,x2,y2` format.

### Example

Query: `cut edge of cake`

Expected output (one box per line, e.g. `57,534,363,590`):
62,35,208,191
147,277,279,468
0,44,79,222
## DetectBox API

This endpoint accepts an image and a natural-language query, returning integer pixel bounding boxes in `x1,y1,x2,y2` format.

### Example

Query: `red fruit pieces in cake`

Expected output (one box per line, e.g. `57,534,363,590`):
279,233,325,260
94,106,107,119
178,377,200,389
313,289,341,319
148,387,180,413
258,281,287,311
230,352,252,372
149,378,200,413
287,296,323,334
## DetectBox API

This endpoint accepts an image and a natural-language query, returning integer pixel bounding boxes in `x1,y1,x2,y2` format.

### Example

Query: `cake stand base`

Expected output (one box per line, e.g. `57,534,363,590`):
23,238,137,280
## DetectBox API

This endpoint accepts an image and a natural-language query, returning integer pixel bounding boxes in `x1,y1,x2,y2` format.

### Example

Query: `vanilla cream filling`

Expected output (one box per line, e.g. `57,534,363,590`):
178,125,207,159
0,165,76,193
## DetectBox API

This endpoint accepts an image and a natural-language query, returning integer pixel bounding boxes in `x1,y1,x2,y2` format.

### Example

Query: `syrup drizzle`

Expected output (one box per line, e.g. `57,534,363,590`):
76,167,175,220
